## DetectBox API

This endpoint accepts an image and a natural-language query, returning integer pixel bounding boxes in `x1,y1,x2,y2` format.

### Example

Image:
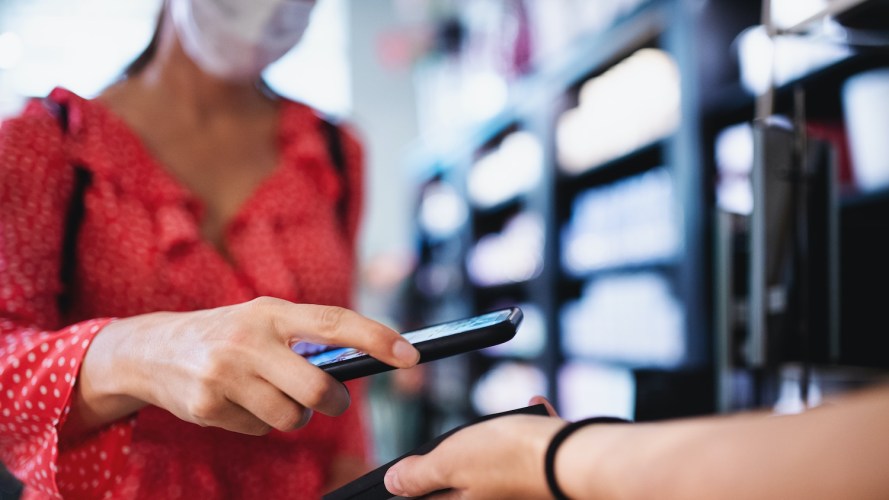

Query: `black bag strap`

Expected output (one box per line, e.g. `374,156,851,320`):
43,98,92,313
317,114,349,230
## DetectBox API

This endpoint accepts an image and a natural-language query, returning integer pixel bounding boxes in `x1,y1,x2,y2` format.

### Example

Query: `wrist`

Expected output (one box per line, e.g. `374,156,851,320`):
80,324,132,404
92,312,181,405
477,416,565,498
527,416,567,462
546,417,631,499
63,318,150,439
79,315,163,412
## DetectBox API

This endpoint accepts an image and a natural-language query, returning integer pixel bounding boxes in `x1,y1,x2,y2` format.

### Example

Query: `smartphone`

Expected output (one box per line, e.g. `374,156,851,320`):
302,306,523,382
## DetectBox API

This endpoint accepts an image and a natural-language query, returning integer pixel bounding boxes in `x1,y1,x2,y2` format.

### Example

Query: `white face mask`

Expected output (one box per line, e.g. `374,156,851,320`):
170,0,315,82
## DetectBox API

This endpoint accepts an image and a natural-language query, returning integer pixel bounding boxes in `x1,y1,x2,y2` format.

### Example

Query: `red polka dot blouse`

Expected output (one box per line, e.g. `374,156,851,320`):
0,88,369,499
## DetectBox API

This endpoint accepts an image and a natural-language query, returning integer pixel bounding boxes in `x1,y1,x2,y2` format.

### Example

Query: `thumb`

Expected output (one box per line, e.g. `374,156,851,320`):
529,395,560,417
385,454,450,498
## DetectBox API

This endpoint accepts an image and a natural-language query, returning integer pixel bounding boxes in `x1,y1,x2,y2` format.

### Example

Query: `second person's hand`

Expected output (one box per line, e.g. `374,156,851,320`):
383,396,564,499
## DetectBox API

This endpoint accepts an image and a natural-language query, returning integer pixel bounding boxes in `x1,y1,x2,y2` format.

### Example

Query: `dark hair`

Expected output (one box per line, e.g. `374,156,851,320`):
121,5,165,78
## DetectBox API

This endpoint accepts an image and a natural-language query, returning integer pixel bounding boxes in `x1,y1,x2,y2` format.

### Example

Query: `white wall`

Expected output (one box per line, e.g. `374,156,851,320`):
347,0,420,320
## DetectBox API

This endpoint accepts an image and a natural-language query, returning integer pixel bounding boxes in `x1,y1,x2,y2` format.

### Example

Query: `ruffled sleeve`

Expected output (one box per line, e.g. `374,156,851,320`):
0,101,127,499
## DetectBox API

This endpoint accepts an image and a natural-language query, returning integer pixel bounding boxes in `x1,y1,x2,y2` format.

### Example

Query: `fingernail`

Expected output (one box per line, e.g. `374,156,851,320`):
296,408,313,429
393,339,420,366
384,467,403,495
335,386,352,416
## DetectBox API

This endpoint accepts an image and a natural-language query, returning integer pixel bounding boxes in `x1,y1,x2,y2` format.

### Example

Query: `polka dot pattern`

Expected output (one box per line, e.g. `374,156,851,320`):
1,88,370,499
0,318,111,499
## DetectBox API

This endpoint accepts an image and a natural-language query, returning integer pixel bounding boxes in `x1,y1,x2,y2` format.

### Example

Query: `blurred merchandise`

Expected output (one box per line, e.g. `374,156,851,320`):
415,261,464,298
483,301,546,358
561,273,685,367
406,0,656,154
772,364,889,417
562,167,679,275
715,122,755,215
556,48,680,173
769,0,829,30
772,365,825,415
418,180,469,240
735,24,851,96
558,361,635,421
715,118,857,215
467,211,544,286
470,361,547,416
526,0,651,63
842,68,889,193
806,120,856,194
467,130,543,208
412,54,510,150
409,0,528,149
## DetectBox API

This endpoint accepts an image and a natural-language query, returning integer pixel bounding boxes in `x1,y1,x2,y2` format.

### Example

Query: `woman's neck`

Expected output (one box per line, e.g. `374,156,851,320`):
149,59,271,122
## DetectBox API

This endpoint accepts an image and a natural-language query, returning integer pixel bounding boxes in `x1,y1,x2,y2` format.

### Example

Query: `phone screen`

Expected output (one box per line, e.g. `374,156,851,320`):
305,309,514,368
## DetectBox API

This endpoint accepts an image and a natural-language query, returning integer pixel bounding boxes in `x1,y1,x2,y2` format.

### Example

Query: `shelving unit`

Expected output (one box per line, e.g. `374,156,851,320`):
403,0,889,435
402,0,714,430
712,0,889,411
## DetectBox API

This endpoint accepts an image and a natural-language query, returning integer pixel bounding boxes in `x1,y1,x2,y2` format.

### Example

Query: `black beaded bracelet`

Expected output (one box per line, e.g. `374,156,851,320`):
544,416,631,500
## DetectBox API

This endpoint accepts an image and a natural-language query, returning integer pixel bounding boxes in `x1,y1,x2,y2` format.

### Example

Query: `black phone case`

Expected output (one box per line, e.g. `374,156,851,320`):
323,307,522,382
323,403,549,500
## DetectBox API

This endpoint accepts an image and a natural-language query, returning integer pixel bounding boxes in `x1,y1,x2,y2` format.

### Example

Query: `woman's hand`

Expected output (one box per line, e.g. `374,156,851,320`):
68,297,420,437
384,397,564,499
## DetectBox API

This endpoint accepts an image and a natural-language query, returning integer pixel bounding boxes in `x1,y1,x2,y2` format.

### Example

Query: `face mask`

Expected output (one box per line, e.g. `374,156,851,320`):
170,0,315,82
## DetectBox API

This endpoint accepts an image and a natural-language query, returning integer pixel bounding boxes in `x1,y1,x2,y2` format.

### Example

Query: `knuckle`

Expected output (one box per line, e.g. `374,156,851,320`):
195,356,228,388
301,375,347,415
244,422,273,436
237,297,282,334
271,406,306,431
300,383,329,410
243,296,276,316
248,296,274,307
188,394,224,423
318,306,348,338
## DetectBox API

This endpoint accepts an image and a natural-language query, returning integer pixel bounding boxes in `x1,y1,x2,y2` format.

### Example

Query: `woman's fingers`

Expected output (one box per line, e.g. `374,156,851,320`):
256,345,351,417
224,375,313,432
255,298,420,369
191,398,274,436
129,299,419,436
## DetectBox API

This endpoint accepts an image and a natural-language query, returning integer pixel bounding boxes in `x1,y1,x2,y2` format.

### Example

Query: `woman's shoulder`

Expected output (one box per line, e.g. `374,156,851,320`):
0,89,80,191
0,86,124,181
1,87,98,138
0,88,74,154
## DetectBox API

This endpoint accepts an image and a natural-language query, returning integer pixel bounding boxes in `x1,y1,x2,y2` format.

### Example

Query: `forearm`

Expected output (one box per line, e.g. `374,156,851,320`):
557,385,889,499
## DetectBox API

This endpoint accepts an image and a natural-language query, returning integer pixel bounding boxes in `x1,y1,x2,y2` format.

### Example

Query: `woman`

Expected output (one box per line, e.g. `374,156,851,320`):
0,0,419,498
